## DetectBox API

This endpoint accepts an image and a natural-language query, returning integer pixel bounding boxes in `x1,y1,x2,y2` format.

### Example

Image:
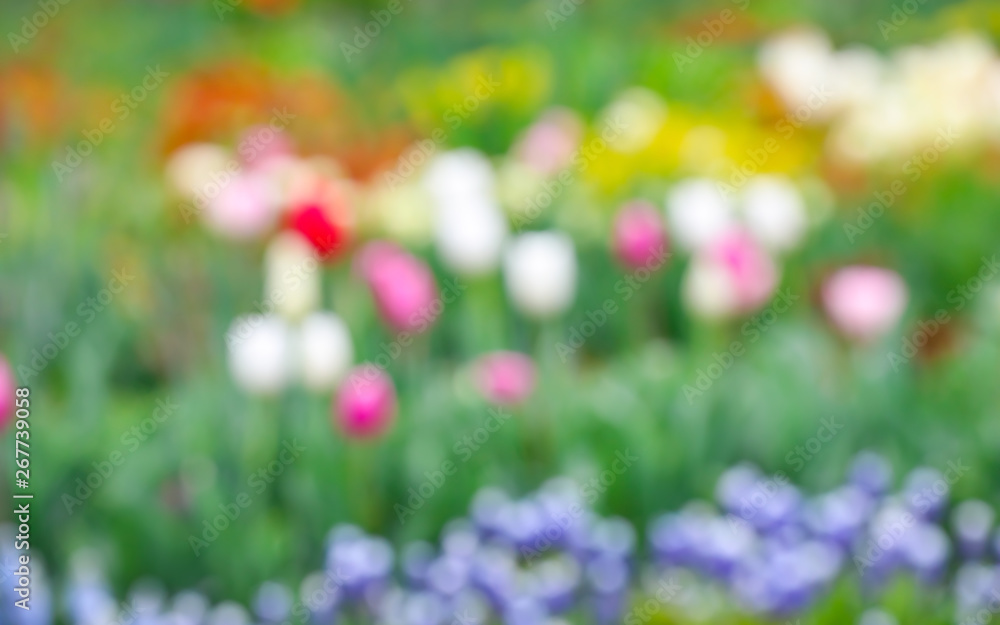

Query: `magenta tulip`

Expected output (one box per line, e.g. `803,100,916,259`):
822,265,908,342
356,241,440,333
334,365,397,438
473,351,537,405
612,201,669,269
0,355,14,431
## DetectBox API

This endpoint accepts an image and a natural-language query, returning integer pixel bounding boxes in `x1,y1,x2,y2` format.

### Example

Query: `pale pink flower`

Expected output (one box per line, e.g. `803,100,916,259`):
684,230,779,319
204,172,277,240
513,109,583,176
334,366,397,438
612,201,669,269
473,351,536,405
822,266,908,342
356,242,439,333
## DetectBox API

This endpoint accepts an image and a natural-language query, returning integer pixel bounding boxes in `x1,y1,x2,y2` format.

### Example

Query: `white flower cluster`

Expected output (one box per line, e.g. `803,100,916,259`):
759,28,1000,164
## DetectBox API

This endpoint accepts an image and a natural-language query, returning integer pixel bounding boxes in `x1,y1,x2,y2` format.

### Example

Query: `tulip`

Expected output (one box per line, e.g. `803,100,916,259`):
472,351,536,405
503,232,577,319
599,87,668,153
165,143,232,199
422,149,495,206
683,230,778,319
204,172,278,240
225,315,293,395
264,232,320,321
356,242,440,333
334,366,396,438
238,126,293,170
740,175,808,252
821,266,908,342
0,355,14,431
288,203,347,259
297,312,354,392
433,198,507,276
611,201,669,269
512,108,583,176
665,178,734,251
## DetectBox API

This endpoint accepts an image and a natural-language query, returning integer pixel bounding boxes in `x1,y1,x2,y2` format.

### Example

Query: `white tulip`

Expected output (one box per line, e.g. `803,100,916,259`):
681,256,738,320
665,178,734,251
422,149,495,205
264,232,320,321
503,231,577,318
297,312,354,391
758,28,837,121
740,175,807,252
165,143,232,198
226,315,293,394
434,198,508,276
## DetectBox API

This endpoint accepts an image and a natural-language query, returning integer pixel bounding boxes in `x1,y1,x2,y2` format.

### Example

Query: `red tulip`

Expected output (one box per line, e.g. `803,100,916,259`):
334,365,396,438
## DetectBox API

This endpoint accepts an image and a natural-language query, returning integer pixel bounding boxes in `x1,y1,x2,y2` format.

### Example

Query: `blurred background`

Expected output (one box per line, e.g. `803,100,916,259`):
4,0,1000,623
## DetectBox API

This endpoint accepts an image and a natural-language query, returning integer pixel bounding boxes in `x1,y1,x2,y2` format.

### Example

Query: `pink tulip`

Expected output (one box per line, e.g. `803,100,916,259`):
0,356,14,431
204,172,277,240
822,266,908,342
473,351,536,405
706,229,779,312
334,365,397,438
514,109,582,176
612,201,669,269
238,125,293,170
356,241,439,333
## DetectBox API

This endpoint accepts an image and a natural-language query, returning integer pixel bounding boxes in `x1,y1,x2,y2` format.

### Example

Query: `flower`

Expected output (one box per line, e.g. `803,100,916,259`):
204,172,278,240
665,178,734,251
288,203,347,259
611,201,668,269
473,351,536,405
740,175,807,252
226,315,293,394
821,266,908,342
683,230,779,319
164,143,231,198
334,366,396,438
0,356,15,431
422,149,495,206
356,242,439,333
503,231,577,319
264,232,320,321
512,108,583,176
298,312,354,392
